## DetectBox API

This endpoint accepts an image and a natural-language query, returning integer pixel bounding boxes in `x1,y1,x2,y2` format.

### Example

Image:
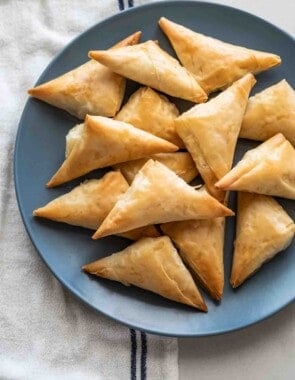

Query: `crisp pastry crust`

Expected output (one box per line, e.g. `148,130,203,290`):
159,17,281,94
89,40,207,103
27,32,141,119
161,217,225,300
176,132,225,201
231,192,295,287
47,115,178,187
115,87,184,147
83,236,207,311
176,74,256,200
119,226,160,241
240,80,295,146
215,133,295,200
33,171,159,239
113,152,198,184
93,159,234,239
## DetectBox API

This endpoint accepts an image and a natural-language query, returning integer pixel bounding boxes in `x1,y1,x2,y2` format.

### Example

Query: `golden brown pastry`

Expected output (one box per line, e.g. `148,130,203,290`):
159,17,281,94
28,32,141,119
161,217,225,300
240,80,295,145
47,115,178,187
89,40,207,103
231,192,295,287
176,74,256,200
83,236,207,311
119,226,160,241
113,152,198,184
115,87,184,147
215,133,295,200
34,171,159,240
93,159,234,239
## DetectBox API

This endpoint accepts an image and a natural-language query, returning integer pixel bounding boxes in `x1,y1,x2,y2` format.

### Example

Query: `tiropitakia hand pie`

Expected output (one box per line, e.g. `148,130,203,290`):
175,131,225,202
240,80,295,146
115,86,184,147
215,133,295,200
47,115,178,187
176,73,256,200
89,40,208,103
113,152,198,184
231,192,295,288
159,17,281,93
83,236,207,311
161,217,225,301
33,171,159,240
93,159,234,239
28,32,141,119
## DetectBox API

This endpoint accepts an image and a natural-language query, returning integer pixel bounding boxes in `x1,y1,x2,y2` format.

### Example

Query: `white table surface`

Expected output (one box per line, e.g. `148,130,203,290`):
179,1,295,379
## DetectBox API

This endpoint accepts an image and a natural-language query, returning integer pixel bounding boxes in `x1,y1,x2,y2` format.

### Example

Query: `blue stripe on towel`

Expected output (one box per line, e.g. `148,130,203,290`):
128,0,134,7
140,332,147,380
118,0,124,10
130,329,137,380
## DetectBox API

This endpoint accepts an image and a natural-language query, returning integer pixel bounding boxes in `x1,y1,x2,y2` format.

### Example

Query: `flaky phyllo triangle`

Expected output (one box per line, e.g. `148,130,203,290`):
159,17,281,93
113,152,198,184
176,73,256,200
115,86,184,147
93,159,233,239
34,171,159,240
216,133,295,200
231,192,295,287
89,40,207,102
47,115,178,187
28,32,141,119
240,80,295,146
161,217,225,300
83,236,207,311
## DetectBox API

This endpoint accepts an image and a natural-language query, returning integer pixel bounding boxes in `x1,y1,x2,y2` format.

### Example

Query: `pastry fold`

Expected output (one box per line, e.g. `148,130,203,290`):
159,17,281,93
115,87,183,147
215,133,295,200
28,32,141,119
113,152,198,184
89,40,207,103
231,192,295,287
161,218,225,300
240,80,295,146
47,115,178,187
93,159,234,239
176,74,256,200
34,171,159,240
83,236,207,311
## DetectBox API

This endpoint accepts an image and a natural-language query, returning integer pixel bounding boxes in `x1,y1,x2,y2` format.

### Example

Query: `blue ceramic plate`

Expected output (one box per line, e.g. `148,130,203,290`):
15,1,295,337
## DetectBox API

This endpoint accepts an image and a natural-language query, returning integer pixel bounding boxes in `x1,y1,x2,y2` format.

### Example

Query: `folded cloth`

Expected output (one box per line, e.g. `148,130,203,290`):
0,1,178,379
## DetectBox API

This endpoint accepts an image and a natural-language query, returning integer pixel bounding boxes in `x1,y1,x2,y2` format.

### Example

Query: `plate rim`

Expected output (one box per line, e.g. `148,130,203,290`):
14,0,295,337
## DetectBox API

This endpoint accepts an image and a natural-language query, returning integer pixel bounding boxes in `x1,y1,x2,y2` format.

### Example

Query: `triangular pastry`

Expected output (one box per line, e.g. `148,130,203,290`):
159,17,281,93
161,218,225,300
34,171,159,240
28,32,141,119
115,87,184,147
113,152,198,184
176,74,256,200
176,135,225,202
215,133,295,200
47,115,178,187
93,159,234,239
240,80,295,146
89,40,207,103
83,236,207,311
231,192,295,287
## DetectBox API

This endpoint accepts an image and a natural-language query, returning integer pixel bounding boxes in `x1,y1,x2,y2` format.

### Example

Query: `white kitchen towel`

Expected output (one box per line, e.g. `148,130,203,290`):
0,1,178,379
